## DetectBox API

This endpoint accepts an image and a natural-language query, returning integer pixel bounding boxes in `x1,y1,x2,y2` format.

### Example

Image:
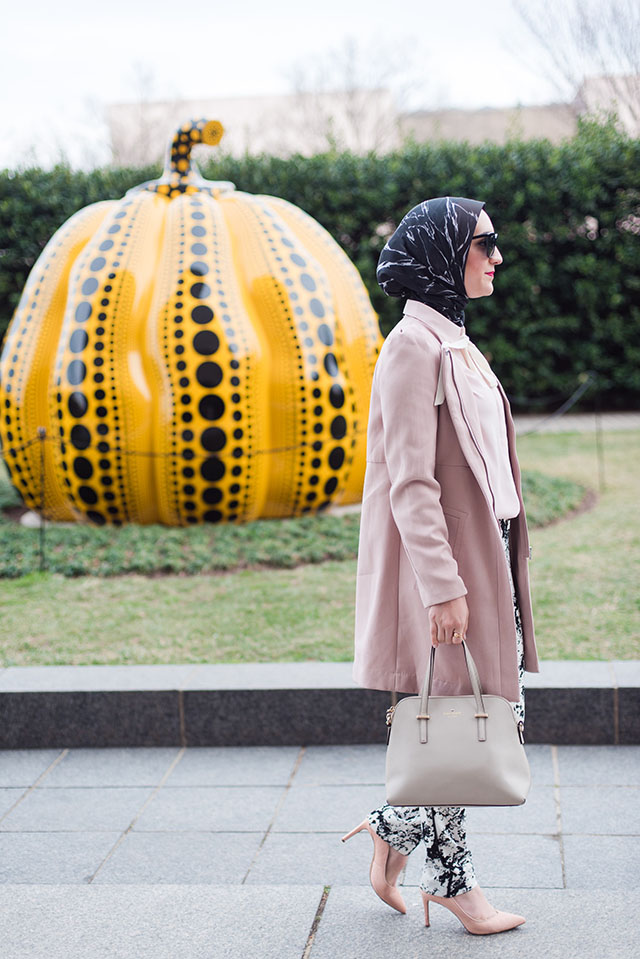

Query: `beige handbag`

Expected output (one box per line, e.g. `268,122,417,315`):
385,642,530,806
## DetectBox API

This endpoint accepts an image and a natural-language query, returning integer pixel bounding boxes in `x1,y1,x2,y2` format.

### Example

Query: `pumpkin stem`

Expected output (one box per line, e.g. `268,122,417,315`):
129,119,235,198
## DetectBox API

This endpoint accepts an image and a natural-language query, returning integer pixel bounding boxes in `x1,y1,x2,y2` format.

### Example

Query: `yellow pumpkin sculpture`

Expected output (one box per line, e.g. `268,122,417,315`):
0,119,381,525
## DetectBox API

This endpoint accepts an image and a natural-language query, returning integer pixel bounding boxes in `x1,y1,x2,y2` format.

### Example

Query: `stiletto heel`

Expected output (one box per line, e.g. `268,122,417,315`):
341,819,407,914
420,891,525,935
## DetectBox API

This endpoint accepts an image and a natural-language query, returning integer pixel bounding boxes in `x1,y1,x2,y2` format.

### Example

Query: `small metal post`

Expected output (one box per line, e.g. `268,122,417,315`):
593,379,605,493
37,427,46,572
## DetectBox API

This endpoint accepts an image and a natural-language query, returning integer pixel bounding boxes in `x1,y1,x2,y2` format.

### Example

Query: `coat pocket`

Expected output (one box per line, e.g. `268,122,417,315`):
442,505,468,559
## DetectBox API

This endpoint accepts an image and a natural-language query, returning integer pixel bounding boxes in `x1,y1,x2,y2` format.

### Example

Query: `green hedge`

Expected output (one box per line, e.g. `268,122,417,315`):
1,120,638,409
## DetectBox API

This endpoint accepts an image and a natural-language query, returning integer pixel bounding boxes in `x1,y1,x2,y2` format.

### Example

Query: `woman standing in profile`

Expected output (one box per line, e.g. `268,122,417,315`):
342,197,539,935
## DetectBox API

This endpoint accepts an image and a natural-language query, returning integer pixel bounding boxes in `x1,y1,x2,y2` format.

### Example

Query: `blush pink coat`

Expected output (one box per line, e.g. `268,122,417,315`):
353,300,539,702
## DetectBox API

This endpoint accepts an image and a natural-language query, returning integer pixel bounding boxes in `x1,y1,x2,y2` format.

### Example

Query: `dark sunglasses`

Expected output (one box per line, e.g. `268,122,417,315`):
473,231,499,257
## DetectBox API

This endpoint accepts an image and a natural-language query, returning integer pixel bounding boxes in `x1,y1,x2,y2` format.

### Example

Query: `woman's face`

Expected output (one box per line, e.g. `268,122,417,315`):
464,210,503,299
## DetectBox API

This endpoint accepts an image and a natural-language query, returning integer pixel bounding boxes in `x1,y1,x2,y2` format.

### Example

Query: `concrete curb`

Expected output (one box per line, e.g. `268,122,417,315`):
1,660,638,748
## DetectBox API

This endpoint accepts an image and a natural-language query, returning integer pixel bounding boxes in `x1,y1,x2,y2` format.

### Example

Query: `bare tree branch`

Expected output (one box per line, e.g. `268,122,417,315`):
280,36,419,154
508,0,640,127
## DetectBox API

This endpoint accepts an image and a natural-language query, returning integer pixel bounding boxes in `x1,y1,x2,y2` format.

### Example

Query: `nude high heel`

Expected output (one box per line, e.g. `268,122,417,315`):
341,820,407,914
421,891,525,935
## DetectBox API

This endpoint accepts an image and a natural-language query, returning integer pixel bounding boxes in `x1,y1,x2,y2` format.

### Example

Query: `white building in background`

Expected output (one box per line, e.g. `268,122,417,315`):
107,89,399,166
107,76,640,166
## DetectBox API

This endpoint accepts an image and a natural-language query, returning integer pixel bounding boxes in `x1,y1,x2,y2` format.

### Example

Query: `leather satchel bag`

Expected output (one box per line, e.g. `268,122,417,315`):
385,642,530,806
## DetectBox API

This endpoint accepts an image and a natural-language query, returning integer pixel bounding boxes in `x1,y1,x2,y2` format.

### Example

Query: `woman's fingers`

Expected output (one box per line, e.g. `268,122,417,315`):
428,596,469,646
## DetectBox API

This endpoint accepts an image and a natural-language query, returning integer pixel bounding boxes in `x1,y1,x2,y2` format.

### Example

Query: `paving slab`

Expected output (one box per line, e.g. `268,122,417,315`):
43,748,181,787
0,832,121,883
132,785,284,833
559,785,640,834
0,786,153,832
563,835,640,889
164,746,301,786
0,749,64,786
0,885,324,959
465,785,558,835
295,744,387,785
244,831,373,886
308,887,640,959
93,831,264,885
271,783,384,832
525,744,555,785
0,787,25,818
556,745,640,785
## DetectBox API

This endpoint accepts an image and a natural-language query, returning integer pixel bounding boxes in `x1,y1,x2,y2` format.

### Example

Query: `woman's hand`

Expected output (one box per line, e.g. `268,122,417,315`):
428,596,469,647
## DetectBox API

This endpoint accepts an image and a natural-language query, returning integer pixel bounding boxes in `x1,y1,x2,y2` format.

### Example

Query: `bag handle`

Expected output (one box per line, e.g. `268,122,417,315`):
416,641,488,744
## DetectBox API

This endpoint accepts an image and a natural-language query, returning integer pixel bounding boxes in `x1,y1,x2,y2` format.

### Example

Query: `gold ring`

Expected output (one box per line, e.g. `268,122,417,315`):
452,630,463,637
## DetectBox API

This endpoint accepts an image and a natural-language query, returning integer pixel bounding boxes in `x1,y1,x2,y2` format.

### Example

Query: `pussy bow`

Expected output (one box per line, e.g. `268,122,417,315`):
434,335,498,407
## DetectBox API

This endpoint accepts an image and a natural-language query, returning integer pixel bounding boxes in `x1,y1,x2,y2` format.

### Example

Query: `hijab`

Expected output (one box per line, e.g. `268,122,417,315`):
376,196,485,326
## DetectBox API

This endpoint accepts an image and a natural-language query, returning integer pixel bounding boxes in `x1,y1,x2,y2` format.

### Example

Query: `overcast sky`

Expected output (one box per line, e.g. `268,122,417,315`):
2,0,579,169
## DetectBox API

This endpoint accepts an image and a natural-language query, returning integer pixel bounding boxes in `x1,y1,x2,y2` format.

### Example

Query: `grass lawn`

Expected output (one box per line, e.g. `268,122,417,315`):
0,428,637,666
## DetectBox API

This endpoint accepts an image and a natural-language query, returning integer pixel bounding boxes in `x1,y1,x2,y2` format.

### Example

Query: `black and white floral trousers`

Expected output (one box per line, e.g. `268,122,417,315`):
368,519,526,897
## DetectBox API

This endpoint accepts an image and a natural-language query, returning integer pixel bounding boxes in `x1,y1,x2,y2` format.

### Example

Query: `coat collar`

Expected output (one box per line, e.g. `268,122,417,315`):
403,299,466,342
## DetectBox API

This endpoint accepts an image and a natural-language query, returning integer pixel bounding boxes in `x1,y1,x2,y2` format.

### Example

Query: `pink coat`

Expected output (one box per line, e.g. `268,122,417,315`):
353,300,539,702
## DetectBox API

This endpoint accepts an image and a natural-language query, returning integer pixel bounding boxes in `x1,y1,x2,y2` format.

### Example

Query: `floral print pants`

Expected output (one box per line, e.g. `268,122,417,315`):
368,519,526,897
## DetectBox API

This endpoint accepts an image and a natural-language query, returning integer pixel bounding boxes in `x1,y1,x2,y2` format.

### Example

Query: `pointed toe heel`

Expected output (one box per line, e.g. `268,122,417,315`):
421,892,525,935
341,820,407,915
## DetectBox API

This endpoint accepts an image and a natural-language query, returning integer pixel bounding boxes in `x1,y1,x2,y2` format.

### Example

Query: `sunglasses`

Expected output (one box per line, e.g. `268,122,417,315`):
473,231,499,258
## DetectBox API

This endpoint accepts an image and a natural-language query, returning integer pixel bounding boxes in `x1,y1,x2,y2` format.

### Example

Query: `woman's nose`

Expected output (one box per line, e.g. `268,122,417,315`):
490,246,503,265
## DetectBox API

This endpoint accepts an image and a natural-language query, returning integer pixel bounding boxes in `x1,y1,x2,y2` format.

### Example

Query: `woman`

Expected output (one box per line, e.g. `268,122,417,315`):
342,197,539,935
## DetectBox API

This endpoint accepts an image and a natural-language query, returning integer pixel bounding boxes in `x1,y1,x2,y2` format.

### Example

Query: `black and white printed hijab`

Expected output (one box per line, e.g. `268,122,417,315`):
376,196,485,326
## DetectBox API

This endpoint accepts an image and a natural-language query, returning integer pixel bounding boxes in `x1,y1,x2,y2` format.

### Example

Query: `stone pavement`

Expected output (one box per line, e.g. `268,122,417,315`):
0,743,638,959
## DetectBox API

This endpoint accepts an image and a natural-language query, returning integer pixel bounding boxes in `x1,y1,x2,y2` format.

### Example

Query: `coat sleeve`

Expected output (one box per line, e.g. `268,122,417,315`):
376,322,467,607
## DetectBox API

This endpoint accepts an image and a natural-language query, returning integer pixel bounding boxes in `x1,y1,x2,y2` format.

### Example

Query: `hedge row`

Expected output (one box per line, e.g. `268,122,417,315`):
1,119,638,409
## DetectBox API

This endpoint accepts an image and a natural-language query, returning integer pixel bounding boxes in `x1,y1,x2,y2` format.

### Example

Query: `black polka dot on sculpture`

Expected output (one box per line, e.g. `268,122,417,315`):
310,298,325,318
73,456,93,480
67,360,86,386
199,395,224,420
191,305,214,325
78,485,98,505
69,330,88,354
193,331,219,355
329,447,345,470
196,362,223,388
317,324,333,346
201,457,225,482
329,384,345,408
191,261,209,276
68,393,88,418
324,353,338,377
75,303,92,323
190,282,211,299
201,427,226,452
